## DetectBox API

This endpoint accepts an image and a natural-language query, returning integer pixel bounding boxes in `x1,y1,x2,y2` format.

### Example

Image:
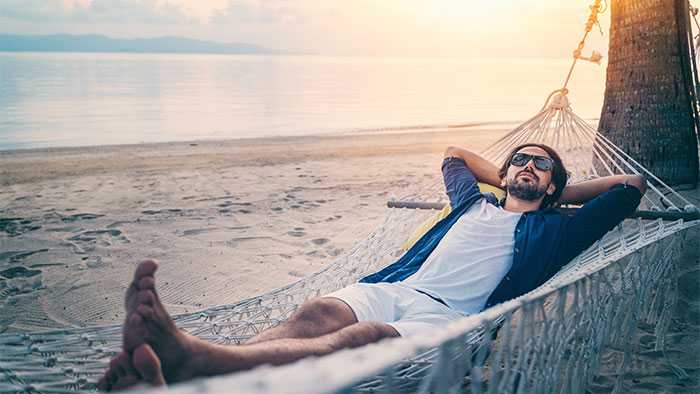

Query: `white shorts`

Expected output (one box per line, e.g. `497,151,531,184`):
325,282,467,338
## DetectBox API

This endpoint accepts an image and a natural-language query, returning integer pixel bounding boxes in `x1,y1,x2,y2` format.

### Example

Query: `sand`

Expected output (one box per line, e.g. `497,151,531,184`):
0,128,697,391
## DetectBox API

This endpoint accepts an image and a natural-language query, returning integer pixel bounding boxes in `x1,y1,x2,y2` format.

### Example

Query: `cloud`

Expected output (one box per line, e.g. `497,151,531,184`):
0,0,70,21
209,0,308,25
0,0,194,25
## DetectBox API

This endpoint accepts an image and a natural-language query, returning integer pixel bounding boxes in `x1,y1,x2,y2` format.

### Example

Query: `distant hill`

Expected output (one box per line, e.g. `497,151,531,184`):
0,34,280,54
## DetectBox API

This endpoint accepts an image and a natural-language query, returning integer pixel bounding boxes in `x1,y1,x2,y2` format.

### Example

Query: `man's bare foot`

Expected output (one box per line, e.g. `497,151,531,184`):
123,260,159,351
123,260,210,383
97,344,165,391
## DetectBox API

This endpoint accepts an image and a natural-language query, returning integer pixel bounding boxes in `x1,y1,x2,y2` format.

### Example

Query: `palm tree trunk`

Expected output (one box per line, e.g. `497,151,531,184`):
598,0,699,186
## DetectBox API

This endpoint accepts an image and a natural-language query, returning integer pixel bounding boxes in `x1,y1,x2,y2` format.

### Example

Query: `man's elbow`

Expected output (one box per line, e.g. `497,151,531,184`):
444,146,460,158
627,174,647,194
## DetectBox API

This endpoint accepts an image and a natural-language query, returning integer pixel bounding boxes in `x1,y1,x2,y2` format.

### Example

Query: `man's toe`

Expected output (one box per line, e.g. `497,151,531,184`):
137,290,156,306
133,344,166,387
123,312,148,352
138,276,155,290
133,260,158,284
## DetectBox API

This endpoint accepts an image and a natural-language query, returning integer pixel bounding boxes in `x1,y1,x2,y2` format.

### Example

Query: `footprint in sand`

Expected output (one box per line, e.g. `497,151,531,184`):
85,256,105,268
308,239,342,258
0,266,43,293
46,225,83,233
288,270,306,278
0,218,42,237
180,228,218,237
0,249,49,264
287,228,306,237
60,213,104,222
68,229,123,242
65,229,129,252
0,266,41,278
226,236,272,248
141,208,183,215
325,215,342,222
328,248,343,257
218,202,253,212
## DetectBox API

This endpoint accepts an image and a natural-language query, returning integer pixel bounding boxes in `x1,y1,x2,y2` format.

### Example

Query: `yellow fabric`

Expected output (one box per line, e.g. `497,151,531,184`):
479,183,506,200
400,183,505,251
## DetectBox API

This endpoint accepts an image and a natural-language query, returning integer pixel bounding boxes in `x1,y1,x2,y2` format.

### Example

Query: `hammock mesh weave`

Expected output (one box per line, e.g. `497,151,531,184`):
0,92,698,394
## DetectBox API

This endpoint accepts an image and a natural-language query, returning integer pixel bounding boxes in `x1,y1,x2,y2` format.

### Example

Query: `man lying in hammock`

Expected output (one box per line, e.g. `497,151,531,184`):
98,142,646,390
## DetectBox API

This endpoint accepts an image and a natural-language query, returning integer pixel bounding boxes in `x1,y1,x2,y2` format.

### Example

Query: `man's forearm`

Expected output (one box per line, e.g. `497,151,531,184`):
559,174,647,205
444,146,502,187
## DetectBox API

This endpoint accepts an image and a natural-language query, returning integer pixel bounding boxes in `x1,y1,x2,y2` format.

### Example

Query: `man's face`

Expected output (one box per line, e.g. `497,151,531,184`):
502,146,556,202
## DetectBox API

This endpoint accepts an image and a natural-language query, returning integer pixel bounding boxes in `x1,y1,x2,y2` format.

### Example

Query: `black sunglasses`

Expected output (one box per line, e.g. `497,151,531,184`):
509,152,554,171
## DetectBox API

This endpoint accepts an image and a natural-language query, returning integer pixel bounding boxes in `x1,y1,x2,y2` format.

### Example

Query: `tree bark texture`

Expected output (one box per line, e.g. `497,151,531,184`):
598,0,699,186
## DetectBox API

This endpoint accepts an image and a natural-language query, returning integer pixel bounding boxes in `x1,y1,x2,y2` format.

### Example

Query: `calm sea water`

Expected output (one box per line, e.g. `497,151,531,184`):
0,53,606,150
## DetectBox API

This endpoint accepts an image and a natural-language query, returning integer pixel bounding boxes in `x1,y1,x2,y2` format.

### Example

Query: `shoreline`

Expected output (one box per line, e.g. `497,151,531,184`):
0,127,507,187
0,121,518,155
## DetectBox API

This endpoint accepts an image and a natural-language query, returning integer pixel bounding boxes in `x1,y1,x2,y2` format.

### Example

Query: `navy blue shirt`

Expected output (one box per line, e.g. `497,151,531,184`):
360,156,643,310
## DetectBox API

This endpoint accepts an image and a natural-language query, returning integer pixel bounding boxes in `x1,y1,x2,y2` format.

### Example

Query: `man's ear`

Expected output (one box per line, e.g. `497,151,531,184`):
500,178,506,188
546,183,556,195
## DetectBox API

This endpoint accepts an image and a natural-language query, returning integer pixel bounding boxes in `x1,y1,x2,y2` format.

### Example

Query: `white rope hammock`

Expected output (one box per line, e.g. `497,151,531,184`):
1,1,699,393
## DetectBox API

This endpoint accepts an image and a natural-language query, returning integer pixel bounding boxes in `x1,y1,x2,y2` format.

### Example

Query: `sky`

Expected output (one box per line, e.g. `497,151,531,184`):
0,0,611,58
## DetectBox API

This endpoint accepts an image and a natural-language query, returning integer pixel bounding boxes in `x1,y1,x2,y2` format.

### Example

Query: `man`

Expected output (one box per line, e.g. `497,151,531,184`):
98,143,645,390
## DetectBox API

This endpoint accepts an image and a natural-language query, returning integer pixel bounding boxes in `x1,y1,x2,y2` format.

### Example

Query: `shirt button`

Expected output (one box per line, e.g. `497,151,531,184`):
514,248,519,253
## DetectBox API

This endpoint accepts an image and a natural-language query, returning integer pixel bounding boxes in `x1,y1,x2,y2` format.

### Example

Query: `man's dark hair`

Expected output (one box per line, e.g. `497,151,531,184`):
497,143,569,209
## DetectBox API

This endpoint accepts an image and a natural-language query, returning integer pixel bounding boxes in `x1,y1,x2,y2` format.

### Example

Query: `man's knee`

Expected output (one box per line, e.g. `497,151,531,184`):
291,297,357,329
330,321,399,351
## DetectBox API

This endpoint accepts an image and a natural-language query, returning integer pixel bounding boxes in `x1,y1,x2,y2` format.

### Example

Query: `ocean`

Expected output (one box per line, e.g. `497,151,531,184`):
0,52,606,150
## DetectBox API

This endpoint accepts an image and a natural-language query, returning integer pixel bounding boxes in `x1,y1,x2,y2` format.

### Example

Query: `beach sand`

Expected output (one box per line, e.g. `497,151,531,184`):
0,128,697,391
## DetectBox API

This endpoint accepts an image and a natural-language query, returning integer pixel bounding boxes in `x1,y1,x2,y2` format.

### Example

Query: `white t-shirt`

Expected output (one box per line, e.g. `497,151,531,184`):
400,198,522,315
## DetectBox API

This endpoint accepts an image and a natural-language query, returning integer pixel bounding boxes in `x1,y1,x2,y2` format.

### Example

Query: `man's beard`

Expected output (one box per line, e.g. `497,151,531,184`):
506,177,548,201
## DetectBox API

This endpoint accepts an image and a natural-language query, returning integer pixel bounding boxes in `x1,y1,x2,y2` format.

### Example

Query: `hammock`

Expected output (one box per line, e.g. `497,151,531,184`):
1,1,699,393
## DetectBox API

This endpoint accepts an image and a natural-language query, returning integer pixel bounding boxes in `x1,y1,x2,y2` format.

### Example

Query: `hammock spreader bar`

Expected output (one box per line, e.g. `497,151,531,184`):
387,201,700,221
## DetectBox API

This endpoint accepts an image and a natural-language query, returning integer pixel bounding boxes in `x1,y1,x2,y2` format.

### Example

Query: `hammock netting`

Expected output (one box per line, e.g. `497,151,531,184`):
0,88,698,394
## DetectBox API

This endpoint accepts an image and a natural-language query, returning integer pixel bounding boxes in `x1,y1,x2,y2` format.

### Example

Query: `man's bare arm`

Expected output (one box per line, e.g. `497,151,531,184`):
559,174,647,205
444,146,502,188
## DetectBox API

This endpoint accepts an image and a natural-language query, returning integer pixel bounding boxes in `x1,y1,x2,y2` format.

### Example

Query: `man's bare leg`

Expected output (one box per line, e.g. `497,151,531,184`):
125,261,359,346
244,297,358,345
102,261,399,388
